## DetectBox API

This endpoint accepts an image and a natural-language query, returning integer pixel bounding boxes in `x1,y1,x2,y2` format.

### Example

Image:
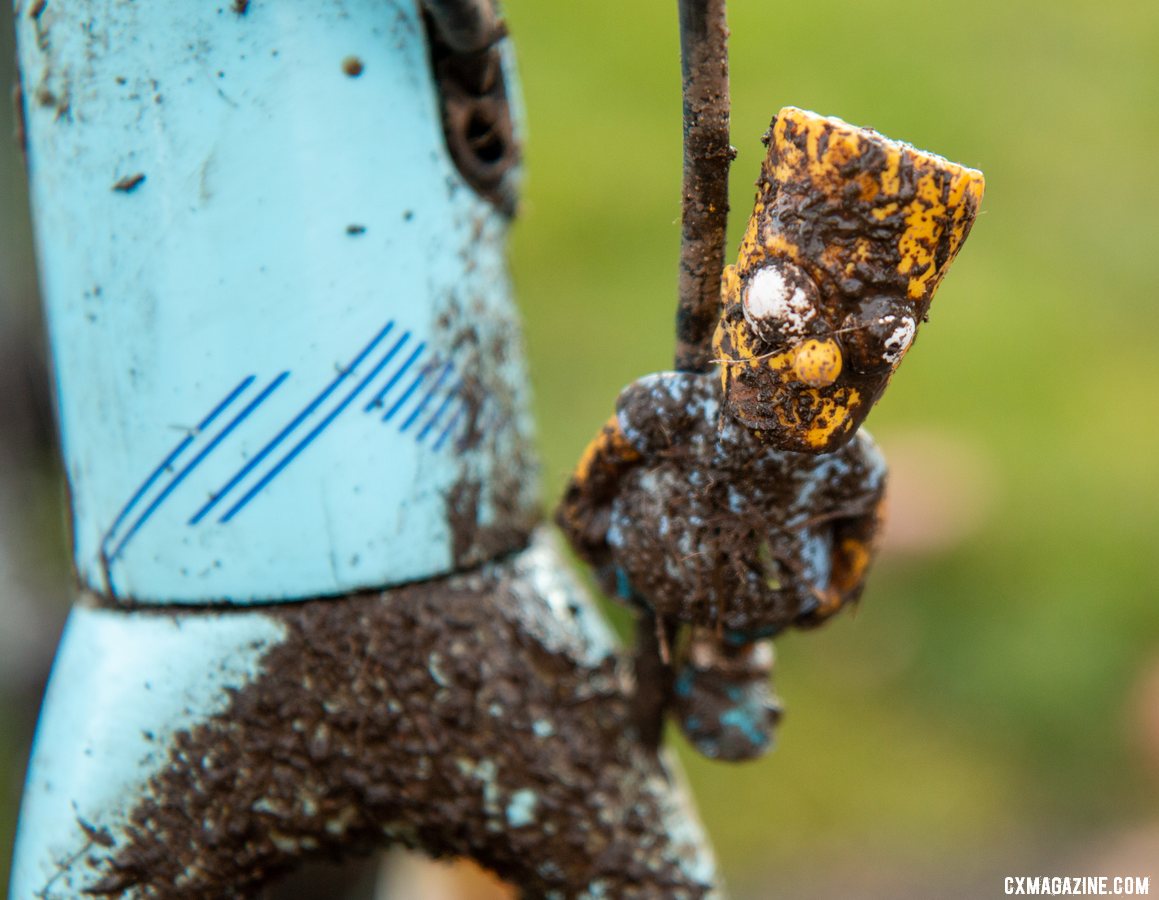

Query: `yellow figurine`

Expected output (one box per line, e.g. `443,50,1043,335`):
557,107,984,761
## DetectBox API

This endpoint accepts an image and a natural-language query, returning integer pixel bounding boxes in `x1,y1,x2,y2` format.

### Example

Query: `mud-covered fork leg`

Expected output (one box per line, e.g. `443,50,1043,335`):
9,1,723,896
17,533,721,899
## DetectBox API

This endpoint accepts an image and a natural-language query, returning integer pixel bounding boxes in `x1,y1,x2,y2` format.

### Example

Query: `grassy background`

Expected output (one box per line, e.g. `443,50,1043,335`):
2,0,1158,895
503,0,1159,894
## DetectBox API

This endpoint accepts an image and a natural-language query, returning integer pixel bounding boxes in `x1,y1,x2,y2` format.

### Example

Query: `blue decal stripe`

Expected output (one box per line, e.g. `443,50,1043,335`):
190,321,398,525
383,358,434,423
363,336,420,411
417,380,463,443
401,362,453,433
108,372,289,560
102,375,255,546
220,339,411,524
432,399,468,452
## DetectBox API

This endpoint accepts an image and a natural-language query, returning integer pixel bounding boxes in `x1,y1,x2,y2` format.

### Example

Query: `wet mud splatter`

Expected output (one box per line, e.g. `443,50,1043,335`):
84,548,716,898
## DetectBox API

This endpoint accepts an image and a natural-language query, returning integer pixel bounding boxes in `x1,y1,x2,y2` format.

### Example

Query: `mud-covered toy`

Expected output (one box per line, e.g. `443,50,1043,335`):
557,106,985,760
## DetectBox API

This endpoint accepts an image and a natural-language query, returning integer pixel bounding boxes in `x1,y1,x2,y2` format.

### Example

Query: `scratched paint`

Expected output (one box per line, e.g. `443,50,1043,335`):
14,0,536,604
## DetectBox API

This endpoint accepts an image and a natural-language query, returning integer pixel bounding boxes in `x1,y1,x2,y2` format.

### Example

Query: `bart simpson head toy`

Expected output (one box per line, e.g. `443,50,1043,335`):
714,107,985,453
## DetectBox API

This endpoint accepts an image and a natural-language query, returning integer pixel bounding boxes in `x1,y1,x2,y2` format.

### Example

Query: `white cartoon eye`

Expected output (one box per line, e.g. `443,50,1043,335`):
742,261,818,342
880,315,916,366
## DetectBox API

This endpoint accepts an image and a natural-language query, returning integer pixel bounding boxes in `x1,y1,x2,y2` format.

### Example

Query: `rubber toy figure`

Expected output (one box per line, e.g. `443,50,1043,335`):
557,107,984,760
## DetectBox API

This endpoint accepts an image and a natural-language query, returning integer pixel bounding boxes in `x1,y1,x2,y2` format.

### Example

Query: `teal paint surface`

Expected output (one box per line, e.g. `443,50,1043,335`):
16,0,536,605
9,604,287,898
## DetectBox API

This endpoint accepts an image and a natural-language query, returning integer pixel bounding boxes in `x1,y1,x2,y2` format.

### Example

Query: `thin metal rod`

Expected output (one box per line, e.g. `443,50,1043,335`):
632,610,677,752
630,0,733,749
674,0,732,372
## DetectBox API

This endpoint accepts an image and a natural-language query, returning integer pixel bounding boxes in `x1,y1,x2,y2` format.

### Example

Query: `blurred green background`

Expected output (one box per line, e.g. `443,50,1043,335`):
2,0,1158,896
503,0,1159,895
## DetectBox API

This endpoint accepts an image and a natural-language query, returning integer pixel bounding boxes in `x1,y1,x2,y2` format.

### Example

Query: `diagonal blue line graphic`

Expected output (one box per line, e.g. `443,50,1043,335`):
417,379,463,443
363,337,421,412
190,321,397,525
432,399,468,452
383,358,435,423
102,375,255,547
108,372,289,561
219,337,412,524
401,362,454,433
